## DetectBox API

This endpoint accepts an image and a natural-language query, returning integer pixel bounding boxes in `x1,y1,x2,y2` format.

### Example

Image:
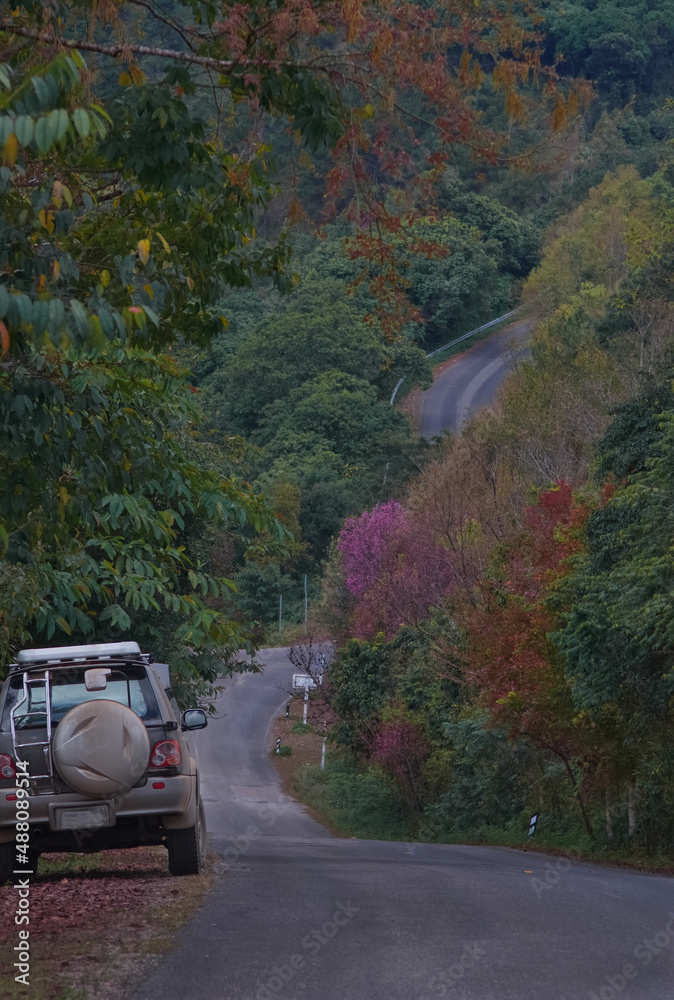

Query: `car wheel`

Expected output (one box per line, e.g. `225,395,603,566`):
167,797,207,876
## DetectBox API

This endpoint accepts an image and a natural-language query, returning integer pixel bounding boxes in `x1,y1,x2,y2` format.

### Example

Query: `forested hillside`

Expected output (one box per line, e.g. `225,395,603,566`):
2,0,674,859
305,164,674,858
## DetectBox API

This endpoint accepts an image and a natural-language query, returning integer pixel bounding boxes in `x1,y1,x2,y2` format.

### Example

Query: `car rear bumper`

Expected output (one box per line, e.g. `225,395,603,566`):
0,774,197,843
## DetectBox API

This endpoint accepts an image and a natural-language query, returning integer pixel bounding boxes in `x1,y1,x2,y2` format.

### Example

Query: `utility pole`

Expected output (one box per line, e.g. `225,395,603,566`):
304,574,308,633
279,593,282,635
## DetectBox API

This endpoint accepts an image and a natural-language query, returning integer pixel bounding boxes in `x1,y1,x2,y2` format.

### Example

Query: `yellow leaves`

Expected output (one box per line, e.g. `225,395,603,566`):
372,28,393,64
52,259,60,282
472,62,484,89
0,320,9,358
505,90,525,122
360,104,375,120
137,238,150,265
186,275,194,291
298,149,314,170
287,197,307,226
3,132,18,167
219,316,229,329
342,0,365,43
552,95,568,132
119,66,145,87
100,269,110,288
36,273,46,292
143,283,154,300
38,209,55,233
59,486,69,505
156,231,171,254
52,180,73,209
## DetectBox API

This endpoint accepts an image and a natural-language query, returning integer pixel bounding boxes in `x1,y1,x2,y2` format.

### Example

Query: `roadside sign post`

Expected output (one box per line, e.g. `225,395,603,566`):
528,813,538,837
292,674,318,726
275,737,281,754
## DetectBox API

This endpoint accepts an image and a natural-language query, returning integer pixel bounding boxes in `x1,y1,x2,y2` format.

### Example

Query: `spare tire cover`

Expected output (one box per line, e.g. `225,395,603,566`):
53,700,150,797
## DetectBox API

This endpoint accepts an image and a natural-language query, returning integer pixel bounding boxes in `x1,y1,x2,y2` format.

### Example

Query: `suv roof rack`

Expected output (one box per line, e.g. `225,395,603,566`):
13,641,144,668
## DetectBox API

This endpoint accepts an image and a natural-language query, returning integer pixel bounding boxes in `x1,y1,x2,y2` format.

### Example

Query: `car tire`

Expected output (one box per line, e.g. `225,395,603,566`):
166,796,207,876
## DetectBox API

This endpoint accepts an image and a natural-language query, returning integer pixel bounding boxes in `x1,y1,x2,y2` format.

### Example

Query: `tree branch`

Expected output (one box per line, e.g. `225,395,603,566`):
0,22,238,73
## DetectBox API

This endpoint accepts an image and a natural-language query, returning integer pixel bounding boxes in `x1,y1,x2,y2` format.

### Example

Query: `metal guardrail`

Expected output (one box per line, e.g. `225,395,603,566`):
389,303,528,405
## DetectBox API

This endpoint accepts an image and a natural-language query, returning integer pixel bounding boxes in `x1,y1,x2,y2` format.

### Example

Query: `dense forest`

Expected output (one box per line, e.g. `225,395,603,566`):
2,0,674,857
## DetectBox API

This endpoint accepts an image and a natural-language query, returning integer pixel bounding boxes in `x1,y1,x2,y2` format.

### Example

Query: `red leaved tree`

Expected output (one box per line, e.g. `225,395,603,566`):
455,482,598,834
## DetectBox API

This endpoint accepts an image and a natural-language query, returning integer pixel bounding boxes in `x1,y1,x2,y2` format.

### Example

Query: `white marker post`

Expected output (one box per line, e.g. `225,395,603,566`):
292,674,316,726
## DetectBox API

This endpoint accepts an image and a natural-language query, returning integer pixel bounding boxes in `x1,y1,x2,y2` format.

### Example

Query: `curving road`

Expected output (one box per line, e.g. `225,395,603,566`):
132,649,674,1000
420,319,532,438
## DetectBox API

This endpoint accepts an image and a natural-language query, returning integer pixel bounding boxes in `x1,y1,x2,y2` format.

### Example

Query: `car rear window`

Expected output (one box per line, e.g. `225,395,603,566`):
1,665,161,730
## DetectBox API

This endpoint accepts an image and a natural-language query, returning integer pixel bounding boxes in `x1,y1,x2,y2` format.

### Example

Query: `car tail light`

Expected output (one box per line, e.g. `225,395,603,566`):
150,740,181,767
0,754,16,780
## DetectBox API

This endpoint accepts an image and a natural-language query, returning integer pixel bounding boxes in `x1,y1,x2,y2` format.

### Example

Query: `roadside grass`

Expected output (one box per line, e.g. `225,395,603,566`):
284,749,674,875
290,721,315,734
295,760,408,841
0,846,218,1000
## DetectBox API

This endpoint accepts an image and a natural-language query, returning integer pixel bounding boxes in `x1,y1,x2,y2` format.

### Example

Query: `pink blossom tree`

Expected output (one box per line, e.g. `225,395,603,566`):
338,501,452,639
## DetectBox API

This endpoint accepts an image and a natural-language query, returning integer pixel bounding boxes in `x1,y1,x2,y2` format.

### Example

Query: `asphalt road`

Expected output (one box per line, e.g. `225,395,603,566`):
132,649,674,1000
420,320,532,438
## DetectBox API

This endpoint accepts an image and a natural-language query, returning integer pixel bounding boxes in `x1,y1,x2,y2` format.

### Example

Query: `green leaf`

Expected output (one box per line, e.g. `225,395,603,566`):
34,115,52,153
13,115,33,147
49,108,69,143
0,116,13,147
72,107,90,139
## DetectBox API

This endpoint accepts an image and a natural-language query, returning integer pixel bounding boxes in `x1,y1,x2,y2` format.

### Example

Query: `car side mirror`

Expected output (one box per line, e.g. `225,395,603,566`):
181,709,207,731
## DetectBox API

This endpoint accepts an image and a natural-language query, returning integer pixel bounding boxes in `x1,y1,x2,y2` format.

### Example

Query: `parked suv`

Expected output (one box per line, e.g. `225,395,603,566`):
0,641,208,882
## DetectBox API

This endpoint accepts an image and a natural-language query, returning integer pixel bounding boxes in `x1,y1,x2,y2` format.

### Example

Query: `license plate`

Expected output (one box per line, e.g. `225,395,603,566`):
54,804,113,830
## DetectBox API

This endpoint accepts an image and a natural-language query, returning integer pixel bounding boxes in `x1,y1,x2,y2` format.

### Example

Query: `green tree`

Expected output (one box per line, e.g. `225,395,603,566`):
0,35,298,686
